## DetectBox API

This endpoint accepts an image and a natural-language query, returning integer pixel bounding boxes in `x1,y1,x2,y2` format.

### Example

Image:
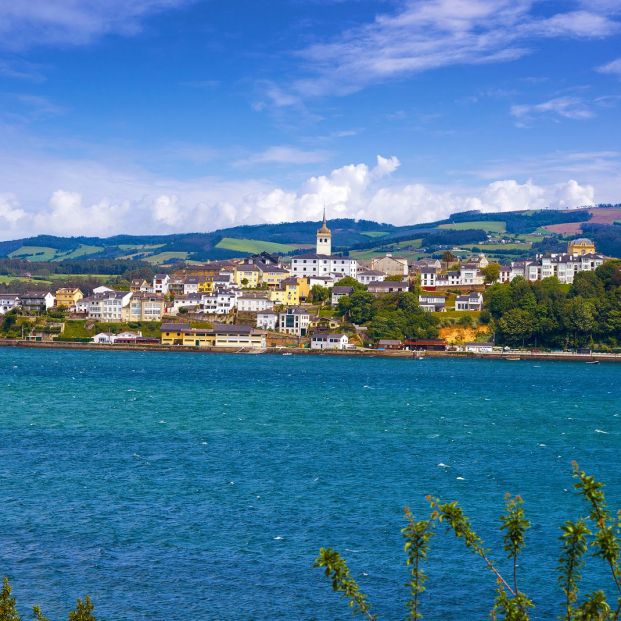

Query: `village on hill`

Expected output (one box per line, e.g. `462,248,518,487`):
0,212,617,353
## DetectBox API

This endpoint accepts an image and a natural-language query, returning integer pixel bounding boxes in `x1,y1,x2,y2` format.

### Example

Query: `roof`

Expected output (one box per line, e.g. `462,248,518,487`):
281,306,310,315
466,342,494,347
332,286,353,294
312,333,347,340
358,268,385,275
378,339,402,345
161,323,191,331
456,292,483,301
292,253,356,261
317,208,331,235
368,280,408,289
570,238,594,245
154,273,169,279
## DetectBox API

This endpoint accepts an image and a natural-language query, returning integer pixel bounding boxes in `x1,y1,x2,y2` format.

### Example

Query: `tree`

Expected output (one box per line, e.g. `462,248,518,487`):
68,596,96,621
316,463,621,621
0,577,20,621
498,308,537,347
441,251,456,271
310,285,330,305
480,263,501,285
339,291,375,324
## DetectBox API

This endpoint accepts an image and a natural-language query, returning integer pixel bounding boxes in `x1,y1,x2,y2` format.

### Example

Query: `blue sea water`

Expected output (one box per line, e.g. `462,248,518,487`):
0,348,620,620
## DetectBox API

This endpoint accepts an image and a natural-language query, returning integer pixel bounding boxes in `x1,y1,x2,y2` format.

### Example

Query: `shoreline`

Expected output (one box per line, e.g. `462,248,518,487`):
1,339,620,363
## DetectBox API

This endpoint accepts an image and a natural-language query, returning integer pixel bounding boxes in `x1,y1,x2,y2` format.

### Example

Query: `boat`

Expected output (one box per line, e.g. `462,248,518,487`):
282,352,293,356
505,356,520,361
586,360,600,365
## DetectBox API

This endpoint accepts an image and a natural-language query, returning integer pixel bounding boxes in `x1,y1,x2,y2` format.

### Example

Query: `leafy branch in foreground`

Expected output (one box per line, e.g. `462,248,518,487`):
316,464,621,620
0,578,95,621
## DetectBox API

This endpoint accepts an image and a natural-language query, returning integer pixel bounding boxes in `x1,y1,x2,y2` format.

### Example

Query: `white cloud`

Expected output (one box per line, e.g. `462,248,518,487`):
0,151,604,240
236,145,329,166
0,0,192,50
597,57,621,77
256,0,620,104
510,96,594,124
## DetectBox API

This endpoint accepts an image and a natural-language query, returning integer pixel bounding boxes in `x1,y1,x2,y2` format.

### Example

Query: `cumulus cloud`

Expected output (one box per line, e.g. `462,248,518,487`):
0,153,601,240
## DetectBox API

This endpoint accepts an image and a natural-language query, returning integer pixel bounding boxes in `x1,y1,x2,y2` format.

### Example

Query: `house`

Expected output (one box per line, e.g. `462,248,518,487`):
377,339,403,350
368,280,409,294
124,292,165,321
465,342,494,353
370,253,408,276
311,333,349,350
183,277,200,295
278,307,311,336
19,292,55,313
170,293,203,313
55,288,83,309
308,275,336,289
212,323,266,349
331,286,353,305
235,264,261,288
455,292,484,311
0,294,20,315
153,274,170,295
92,332,116,344
356,268,386,285
404,339,447,351
459,265,484,286
419,268,439,288
130,279,151,293
256,311,278,330
254,263,290,288
201,289,237,315
160,322,191,345
83,291,132,322
418,294,446,312
568,238,596,256
237,294,274,312
113,331,143,344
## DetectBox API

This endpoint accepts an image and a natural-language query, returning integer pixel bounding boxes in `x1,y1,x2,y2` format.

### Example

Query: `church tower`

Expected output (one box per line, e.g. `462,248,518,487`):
316,208,332,255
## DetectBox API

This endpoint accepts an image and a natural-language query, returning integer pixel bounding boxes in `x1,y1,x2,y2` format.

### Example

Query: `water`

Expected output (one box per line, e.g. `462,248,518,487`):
0,348,619,620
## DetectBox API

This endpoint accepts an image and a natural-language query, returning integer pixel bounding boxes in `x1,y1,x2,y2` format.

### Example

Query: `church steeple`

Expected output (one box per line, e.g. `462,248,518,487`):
316,207,332,255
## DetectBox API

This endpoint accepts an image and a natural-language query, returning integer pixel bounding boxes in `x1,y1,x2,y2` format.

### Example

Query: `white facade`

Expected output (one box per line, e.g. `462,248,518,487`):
290,255,358,279
278,307,311,336
455,292,483,311
505,253,605,285
0,294,20,315
201,289,237,315
237,296,274,312
153,274,170,294
256,311,278,330
311,333,349,350
84,291,133,322
356,269,386,285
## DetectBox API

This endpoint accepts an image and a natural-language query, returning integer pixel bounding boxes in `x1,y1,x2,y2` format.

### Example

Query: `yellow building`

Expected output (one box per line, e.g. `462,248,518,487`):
55,288,83,309
258,265,290,288
568,238,596,256
182,329,216,348
235,264,261,288
161,322,190,345
198,278,215,294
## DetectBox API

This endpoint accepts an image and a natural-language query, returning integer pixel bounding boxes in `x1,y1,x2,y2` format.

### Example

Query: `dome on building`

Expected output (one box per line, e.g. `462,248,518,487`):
317,208,331,235
571,238,594,246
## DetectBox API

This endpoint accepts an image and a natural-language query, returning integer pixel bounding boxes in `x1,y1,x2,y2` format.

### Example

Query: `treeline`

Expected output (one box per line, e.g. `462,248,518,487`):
581,224,621,257
0,258,155,278
484,260,621,349
335,280,439,341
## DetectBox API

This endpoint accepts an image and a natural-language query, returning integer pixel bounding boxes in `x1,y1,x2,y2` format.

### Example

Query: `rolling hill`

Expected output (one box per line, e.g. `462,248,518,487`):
0,205,619,266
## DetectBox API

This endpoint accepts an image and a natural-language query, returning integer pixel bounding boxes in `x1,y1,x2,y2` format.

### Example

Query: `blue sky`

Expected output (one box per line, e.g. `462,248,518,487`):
0,0,620,239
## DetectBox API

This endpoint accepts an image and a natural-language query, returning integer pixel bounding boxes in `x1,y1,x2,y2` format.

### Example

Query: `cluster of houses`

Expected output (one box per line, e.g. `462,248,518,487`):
0,218,609,352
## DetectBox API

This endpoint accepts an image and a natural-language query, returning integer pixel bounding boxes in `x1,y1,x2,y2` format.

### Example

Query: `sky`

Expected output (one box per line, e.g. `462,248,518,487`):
0,0,620,240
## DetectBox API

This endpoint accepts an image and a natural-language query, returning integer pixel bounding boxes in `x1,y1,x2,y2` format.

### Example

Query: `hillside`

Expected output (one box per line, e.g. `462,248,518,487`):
0,205,619,265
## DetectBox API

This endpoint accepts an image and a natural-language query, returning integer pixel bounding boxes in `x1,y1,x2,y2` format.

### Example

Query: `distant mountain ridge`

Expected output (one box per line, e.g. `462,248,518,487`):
1,205,619,264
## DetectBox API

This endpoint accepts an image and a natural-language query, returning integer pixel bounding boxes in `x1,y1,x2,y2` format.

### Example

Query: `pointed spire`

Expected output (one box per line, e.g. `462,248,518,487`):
317,205,331,235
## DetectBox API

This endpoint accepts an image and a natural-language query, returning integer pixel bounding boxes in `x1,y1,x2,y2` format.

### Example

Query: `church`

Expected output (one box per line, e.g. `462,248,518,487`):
289,210,358,279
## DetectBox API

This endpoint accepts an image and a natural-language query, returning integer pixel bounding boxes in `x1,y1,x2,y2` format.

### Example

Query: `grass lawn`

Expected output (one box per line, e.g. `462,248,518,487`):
145,251,190,264
394,238,423,249
8,246,60,262
360,231,390,238
58,244,104,260
439,221,507,233
216,237,299,254
0,275,53,285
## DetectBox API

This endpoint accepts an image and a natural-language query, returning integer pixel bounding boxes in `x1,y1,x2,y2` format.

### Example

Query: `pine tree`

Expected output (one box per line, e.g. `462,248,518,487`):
67,597,95,621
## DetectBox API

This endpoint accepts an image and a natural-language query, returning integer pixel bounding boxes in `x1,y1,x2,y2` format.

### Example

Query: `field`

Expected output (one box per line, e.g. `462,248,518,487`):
216,237,300,254
8,246,60,262
458,243,531,251
439,221,507,233
144,251,190,264
360,231,390,238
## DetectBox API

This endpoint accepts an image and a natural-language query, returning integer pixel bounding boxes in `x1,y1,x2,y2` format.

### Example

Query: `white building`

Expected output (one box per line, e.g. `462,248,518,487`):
83,291,133,322
455,292,483,311
370,254,408,276
201,289,237,315
290,212,358,279
153,274,170,295
356,268,386,285
256,311,278,330
237,295,274,312
465,342,494,353
278,307,311,336
331,286,354,306
504,253,605,285
368,280,409,294
311,333,349,350
419,294,446,312
0,294,20,315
